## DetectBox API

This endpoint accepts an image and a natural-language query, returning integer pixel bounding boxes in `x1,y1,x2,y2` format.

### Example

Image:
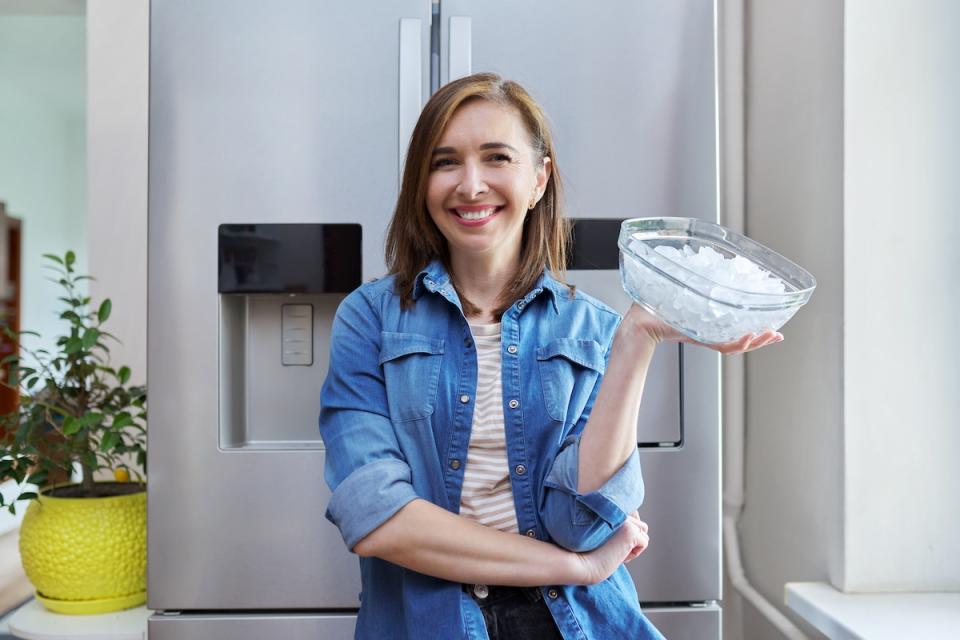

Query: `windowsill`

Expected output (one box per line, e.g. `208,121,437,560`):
785,582,960,640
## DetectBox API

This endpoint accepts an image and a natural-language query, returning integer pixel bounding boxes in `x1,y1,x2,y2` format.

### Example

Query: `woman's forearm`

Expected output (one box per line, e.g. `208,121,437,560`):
577,320,658,494
353,498,585,586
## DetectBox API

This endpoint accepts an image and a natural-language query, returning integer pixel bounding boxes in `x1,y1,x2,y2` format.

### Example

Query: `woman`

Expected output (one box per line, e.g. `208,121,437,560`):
319,73,780,640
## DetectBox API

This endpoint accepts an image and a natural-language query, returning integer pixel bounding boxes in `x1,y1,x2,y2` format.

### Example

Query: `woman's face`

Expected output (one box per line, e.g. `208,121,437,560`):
426,100,551,268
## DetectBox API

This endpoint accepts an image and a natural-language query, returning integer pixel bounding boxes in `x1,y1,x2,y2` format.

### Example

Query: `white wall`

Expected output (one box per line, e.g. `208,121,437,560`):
843,0,960,591
734,0,960,638
738,1,844,637
84,0,149,484
86,0,148,389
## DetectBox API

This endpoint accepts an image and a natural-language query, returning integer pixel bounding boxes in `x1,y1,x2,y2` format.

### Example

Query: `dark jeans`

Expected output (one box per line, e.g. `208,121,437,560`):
464,584,564,640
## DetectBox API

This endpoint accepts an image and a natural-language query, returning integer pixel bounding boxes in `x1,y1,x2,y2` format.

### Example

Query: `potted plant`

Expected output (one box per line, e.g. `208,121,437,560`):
0,251,147,614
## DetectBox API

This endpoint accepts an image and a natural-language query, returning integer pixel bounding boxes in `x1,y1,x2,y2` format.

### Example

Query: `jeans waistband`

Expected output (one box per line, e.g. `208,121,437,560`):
463,584,543,606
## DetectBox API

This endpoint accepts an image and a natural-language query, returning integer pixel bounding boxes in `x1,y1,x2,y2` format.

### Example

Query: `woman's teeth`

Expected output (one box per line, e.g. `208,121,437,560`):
455,207,499,220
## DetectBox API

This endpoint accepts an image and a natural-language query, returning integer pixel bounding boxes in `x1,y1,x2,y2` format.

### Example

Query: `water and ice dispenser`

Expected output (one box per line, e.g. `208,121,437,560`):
217,223,361,449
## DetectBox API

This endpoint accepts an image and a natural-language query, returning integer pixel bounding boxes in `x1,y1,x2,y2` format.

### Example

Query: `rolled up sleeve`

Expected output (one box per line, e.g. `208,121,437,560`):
319,290,419,551
539,334,645,552
541,434,644,552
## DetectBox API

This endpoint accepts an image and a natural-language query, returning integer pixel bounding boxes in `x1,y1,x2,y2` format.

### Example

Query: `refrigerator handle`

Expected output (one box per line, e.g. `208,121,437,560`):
399,18,422,182
448,16,472,82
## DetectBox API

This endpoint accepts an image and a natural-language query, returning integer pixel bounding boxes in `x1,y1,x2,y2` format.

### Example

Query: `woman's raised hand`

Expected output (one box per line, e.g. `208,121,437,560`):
622,303,783,354
575,512,649,585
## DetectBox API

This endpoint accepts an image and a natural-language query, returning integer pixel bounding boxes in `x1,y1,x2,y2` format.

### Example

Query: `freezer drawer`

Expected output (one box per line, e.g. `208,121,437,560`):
147,607,719,640
643,604,721,640
148,613,357,640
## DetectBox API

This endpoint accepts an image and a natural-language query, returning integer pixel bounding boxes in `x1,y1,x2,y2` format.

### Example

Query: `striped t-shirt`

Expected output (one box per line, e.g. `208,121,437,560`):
459,322,520,534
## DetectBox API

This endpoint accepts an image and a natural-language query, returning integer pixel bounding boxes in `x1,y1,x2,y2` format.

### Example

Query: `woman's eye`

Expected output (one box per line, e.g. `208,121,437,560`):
488,153,512,163
430,158,456,169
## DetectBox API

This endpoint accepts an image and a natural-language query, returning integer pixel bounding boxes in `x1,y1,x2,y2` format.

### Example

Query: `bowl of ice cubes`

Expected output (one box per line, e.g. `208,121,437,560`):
618,217,816,344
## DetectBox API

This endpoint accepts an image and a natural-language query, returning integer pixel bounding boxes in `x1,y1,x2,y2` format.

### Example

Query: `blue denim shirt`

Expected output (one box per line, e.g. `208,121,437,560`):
319,259,665,640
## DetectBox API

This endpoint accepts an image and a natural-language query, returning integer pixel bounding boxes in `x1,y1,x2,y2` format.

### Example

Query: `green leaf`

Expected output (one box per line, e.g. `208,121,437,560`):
100,431,119,451
98,299,112,324
62,416,80,435
65,251,76,268
26,470,48,485
118,366,131,384
64,337,83,354
43,253,65,265
60,310,81,322
18,492,38,501
81,328,100,350
112,412,133,429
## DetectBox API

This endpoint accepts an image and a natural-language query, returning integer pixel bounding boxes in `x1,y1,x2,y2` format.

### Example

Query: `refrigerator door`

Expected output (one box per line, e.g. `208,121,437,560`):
148,0,431,610
438,0,721,605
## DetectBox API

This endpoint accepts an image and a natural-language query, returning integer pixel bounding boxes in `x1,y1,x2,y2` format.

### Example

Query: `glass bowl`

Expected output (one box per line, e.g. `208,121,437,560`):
618,217,817,344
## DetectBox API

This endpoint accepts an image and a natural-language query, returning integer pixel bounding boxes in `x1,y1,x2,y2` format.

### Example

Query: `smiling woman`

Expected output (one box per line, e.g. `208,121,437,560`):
319,72,778,640
423,100,552,320
386,74,567,322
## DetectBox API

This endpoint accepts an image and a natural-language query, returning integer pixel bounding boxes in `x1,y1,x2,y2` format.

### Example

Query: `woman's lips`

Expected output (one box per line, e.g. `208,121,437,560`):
449,205,503,227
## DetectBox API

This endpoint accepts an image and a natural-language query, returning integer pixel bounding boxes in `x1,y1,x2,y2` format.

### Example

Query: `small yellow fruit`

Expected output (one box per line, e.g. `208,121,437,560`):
114,468,130,482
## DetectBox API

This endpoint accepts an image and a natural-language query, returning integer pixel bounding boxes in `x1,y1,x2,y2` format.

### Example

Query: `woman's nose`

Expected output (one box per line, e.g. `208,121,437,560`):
456,161,488,198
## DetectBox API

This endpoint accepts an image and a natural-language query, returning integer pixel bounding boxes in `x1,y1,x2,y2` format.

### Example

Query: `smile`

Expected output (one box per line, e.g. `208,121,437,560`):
450,206,504,222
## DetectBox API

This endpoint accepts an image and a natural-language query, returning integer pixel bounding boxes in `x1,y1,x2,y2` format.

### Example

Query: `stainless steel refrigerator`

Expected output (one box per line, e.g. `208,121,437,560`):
147,1,721,638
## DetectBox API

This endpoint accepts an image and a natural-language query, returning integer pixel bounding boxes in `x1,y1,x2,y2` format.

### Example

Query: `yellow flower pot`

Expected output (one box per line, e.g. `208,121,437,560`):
18,482,146,614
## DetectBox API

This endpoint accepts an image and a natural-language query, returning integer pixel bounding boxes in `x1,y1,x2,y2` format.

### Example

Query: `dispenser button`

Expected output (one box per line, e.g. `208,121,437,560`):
281,304,313,366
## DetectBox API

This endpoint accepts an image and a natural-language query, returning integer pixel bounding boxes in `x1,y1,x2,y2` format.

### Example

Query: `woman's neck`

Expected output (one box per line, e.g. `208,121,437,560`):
449,251,519,323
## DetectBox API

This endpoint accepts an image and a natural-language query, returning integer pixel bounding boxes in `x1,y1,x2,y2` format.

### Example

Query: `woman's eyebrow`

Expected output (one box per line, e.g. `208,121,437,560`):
431,142,519,156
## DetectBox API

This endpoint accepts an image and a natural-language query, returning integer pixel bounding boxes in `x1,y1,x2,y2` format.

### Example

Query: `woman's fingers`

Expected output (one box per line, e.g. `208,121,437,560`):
624,527,649,563
622,515,650,563
707,330,784,354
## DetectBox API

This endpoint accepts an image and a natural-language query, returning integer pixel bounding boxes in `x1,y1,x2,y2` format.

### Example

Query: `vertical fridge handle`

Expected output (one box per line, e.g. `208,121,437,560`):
448,16,472,82
399,18,422,182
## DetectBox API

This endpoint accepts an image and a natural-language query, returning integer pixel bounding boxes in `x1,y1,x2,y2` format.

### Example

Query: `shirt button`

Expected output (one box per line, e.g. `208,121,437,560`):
525,529,536,538
464,337,473,348
450,459,461,470
473,584,489,599
514,464,526,475
548,588,559,599
507,344,518,354
508,399,519,409
518,301,526,309
460,394,471,404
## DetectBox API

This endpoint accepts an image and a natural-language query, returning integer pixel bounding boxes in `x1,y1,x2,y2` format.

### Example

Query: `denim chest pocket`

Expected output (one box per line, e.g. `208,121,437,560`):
536,338,606,424
379,332,445,422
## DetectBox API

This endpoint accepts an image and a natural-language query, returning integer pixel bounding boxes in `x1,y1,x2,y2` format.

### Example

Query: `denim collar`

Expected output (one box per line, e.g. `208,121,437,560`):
412,258,562,315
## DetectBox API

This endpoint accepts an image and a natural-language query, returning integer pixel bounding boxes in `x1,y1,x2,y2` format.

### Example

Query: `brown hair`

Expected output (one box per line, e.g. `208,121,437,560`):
384,72,572,318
